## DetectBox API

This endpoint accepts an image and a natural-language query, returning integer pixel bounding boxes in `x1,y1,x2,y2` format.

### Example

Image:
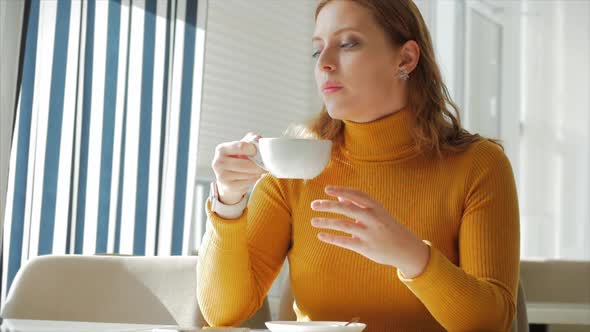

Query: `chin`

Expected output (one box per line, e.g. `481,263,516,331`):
323,101,343,118
325,104,359,122
325,107,345,120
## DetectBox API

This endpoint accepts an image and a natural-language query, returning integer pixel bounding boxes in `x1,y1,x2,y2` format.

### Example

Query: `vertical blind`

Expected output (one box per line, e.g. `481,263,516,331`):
2,0,206,300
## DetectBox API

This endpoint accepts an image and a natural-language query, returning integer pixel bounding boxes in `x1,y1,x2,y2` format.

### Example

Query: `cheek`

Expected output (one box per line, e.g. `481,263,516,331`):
344,54,391,88
319,52,395,120
328,63,394,120
314,67,322,87
344,58,394,103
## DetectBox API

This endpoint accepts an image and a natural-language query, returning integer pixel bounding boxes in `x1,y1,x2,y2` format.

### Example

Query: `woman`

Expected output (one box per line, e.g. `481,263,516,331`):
197,0,520,331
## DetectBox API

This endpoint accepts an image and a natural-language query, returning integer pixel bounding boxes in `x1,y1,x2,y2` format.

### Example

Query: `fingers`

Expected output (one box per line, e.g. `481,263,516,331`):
216,140,258,157
223,132,261,157
337,196,365,209
324,186,376,209
211,133,265,200
310,199,374,223
220,170,263,181
213,157,265,175
215,167,265,191
316,232,363,251
242,132,261,142
311,217,367,238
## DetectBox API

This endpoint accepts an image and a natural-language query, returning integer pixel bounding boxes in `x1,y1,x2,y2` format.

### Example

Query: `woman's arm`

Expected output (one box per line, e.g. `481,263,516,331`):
399,141,520,331
197,174,292,327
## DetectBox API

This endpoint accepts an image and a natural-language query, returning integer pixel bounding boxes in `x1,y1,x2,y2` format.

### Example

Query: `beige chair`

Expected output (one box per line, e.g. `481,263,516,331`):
278,277,296,321
239,293,272,329
519,260,590,330
1,255,271,329
520,260,590,304
1,255,203,326
512,281,529,332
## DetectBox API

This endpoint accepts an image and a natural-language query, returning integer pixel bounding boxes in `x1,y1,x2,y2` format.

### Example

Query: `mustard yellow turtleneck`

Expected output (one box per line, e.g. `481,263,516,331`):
197,107,520,332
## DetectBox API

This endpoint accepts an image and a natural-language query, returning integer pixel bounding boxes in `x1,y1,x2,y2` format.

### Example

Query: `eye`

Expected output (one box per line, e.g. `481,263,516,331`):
341,41,358,48
311,41,358,59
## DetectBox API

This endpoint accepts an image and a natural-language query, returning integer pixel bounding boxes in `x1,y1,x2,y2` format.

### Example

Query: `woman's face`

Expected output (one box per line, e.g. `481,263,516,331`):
313,0,408,123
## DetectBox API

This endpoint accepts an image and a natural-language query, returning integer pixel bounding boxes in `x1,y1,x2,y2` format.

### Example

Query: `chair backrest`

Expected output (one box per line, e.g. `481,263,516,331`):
1,255,203,326
278,275,296,321
512,281,529,332
520,260,590,304
238,297,272,329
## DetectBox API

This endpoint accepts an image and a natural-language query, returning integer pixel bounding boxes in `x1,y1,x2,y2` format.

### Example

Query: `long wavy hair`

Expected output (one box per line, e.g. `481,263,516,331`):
305,0,497,157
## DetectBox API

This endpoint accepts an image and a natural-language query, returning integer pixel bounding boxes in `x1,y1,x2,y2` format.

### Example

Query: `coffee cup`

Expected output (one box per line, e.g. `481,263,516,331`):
248,138,332,179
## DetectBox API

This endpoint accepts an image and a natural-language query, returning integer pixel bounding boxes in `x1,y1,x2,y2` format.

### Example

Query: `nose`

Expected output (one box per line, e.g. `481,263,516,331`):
317,50,336,73
320,62,335,72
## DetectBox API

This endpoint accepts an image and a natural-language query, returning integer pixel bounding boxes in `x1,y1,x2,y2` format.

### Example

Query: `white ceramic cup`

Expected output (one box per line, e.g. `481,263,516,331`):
248,138,332,179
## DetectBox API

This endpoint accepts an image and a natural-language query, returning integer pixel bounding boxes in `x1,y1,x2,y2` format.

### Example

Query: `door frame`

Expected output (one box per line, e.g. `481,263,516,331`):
462,0,505,136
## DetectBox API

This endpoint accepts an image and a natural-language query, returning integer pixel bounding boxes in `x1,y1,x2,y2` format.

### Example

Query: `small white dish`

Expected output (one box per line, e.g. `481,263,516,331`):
265,321,366,332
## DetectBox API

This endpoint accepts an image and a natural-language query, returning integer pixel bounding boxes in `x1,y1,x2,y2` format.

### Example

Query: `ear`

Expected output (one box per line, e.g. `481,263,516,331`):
396,40,420,73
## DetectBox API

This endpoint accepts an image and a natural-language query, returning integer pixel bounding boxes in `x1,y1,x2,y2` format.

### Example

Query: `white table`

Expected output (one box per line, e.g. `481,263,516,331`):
0,319,269,332
527,302,590,325
0,319,171,332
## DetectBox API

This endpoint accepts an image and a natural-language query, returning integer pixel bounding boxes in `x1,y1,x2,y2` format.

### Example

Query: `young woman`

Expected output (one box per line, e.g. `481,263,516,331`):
198,1,520,331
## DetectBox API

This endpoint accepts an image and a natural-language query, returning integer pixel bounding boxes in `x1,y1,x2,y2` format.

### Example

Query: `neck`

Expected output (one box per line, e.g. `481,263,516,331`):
340,106,417,161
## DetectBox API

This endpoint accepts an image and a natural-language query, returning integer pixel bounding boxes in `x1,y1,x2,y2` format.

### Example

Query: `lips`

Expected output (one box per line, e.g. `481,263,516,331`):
322,87,343,95
322,81,343,95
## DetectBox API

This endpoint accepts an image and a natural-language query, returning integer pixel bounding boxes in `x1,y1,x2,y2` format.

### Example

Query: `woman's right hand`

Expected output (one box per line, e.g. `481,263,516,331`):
212,133,267,205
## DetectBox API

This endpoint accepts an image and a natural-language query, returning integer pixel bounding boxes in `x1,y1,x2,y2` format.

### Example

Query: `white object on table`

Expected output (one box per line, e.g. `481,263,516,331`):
0,319,270,332
265,321,366,332
0,318,173,332
527,302,590,325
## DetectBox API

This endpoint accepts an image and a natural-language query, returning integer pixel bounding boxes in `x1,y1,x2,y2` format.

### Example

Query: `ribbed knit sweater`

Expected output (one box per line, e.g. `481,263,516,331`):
197,107,520,331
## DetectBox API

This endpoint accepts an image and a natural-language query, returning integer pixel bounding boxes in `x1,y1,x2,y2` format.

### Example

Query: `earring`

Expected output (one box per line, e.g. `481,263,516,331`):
398,68,410,81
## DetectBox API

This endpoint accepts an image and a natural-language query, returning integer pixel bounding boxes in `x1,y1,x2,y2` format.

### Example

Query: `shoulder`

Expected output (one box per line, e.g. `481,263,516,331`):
441,139,510,173
459,139,516,190
464,139,512,171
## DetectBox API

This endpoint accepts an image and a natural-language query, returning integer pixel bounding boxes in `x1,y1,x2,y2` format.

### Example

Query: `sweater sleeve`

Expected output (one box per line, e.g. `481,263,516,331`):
197,174,292,327
398,141,520,331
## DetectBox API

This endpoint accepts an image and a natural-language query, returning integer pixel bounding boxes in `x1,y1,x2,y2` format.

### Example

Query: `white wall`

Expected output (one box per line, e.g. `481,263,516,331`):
0,0,25,252
519,0,590,260
196,0,320,180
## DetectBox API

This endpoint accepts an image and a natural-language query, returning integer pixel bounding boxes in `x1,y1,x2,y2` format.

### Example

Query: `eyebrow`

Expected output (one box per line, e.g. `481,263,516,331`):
312,27,361,42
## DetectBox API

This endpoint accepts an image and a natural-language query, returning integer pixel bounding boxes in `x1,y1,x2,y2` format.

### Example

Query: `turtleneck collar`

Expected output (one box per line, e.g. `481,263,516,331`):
340,106,417,162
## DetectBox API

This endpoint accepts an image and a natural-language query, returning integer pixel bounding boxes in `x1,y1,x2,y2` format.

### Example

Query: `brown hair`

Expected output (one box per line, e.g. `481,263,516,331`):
307,0,497,157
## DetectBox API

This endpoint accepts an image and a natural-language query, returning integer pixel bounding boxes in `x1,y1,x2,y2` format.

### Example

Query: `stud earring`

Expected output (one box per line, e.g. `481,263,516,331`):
398,68,410,81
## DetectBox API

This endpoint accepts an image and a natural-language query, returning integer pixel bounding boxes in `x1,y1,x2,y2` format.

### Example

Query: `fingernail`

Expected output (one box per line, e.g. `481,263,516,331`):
311,201,321,209
325,186,334,192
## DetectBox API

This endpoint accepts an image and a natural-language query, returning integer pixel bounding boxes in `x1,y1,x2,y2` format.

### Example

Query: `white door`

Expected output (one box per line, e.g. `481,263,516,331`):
464,1,504,138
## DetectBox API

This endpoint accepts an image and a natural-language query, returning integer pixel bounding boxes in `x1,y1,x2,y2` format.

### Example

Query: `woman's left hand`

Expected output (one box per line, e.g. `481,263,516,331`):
311,185,430,278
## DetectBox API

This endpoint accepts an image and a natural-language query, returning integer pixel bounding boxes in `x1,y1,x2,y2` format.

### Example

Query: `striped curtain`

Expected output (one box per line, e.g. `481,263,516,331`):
2,0,204,299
